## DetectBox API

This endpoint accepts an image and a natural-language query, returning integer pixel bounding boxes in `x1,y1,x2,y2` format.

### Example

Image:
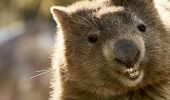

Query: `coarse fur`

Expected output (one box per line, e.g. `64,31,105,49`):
50,0,170,100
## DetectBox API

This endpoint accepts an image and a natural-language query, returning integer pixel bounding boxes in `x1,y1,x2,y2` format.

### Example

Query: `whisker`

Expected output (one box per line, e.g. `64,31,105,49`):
35,68,52,73
30,68,55,79
146,47,170,53
146,59,158,67
144,58,164,71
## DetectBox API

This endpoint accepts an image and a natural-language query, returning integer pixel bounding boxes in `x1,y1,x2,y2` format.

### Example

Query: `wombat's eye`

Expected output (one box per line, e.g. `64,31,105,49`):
137,24,146,32
88,34,98,43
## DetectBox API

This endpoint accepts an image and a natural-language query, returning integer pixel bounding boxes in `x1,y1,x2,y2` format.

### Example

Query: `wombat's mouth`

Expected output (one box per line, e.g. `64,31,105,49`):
125,68,140,80
119,67,144,87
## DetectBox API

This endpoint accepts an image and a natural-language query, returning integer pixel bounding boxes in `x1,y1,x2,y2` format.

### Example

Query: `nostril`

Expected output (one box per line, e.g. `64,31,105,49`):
114,58,125,64
135,50,140,61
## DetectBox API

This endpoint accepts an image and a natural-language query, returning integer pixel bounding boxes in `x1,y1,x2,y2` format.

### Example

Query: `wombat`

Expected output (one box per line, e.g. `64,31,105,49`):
50,0,170,99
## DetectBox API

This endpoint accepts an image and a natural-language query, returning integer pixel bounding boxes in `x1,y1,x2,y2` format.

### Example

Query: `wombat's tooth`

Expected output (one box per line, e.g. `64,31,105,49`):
127,68,134,72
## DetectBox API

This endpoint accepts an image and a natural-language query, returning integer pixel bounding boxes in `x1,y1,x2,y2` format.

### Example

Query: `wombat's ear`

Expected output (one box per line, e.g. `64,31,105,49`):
50,6,69,25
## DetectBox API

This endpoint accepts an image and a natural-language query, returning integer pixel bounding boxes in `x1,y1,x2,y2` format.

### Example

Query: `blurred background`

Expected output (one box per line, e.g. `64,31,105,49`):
0,0,80,100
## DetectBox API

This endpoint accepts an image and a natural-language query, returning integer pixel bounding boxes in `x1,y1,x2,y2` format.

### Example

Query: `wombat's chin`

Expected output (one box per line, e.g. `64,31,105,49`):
119,70,144,87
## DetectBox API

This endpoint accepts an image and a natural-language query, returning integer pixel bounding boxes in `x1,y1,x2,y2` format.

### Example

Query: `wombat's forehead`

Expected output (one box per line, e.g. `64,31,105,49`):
70,6,129,20
70,7,132,26
70,5,125,15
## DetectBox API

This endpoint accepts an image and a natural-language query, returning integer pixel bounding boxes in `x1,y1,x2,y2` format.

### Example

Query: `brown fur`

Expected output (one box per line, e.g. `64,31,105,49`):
50,0,170,100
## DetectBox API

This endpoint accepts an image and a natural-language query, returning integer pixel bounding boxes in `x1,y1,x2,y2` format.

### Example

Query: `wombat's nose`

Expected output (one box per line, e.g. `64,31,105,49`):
114,40,140,68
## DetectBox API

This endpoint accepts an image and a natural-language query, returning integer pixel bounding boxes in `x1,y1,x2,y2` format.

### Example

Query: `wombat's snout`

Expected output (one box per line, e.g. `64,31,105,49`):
114,40,140,68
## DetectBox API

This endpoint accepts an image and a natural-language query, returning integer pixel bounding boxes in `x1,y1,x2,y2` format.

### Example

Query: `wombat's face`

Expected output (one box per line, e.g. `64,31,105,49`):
51,0,169,96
